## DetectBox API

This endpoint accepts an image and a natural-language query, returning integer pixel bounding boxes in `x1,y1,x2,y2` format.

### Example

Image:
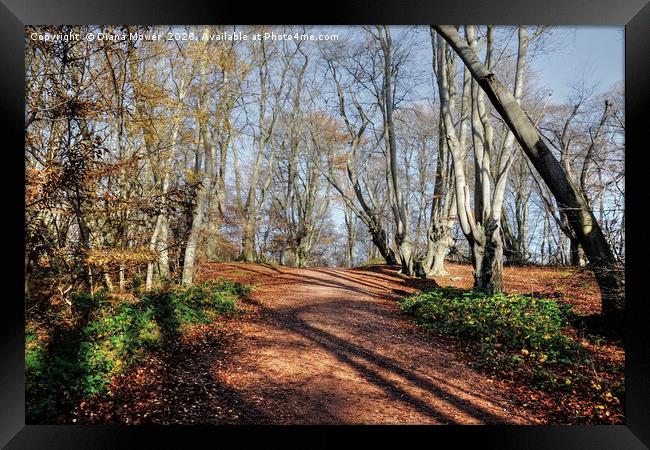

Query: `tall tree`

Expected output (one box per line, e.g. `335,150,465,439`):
234,33,293,262
370,26,416,276
432,25,533,293
434,24,624,324
317,53,397,265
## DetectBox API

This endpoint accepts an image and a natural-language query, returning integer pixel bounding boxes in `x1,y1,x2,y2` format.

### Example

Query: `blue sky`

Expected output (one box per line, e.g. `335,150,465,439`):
533,26,624,102
245,25,625,104
301,25,626,227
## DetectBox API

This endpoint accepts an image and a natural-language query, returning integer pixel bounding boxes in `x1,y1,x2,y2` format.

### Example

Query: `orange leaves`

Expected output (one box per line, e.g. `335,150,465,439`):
85,155,141,181
85,247,158,267
45,92,104,121
330,154,348,171
213,48,238,73
25,166,66,206
131,79,167,109
305,110,348,144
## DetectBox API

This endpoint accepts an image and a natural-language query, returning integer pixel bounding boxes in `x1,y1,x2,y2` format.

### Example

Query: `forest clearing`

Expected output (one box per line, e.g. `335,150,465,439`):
25,25,625,425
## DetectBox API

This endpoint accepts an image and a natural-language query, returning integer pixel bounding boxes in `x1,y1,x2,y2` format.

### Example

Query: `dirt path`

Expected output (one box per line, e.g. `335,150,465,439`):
80,263,540,425
182,263,537,425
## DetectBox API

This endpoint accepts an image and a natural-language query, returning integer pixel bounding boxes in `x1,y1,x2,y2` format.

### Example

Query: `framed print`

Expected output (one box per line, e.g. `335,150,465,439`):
3,0,649,448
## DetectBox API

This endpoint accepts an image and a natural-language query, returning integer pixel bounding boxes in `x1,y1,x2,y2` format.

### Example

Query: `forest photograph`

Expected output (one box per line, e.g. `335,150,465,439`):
24,24,625,425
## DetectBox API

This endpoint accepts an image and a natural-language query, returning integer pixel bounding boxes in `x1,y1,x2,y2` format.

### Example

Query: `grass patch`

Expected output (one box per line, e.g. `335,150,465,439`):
26,280,250,422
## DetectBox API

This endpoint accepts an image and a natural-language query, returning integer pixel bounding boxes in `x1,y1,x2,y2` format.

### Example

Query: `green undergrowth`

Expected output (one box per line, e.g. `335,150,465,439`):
26,280,251,422
399,287,624,422
400,287,587,388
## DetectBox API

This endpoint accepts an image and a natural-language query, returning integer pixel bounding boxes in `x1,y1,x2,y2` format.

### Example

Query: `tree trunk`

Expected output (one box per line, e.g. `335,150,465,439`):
344,206,355,268
472,220,504,293
294,237,307,268
435,25,624,324
424,222,454,276
182,98,213,285
181,190,208,286
158,215,170,278
395,236,414,276
371,227,397,265
104,272,114,292
347,237,355,268
423,103,456,277
382,28,415,276
369,243,378,261
570,237,586,267
146,214,163,291
279,237,287,266
240,217,257,263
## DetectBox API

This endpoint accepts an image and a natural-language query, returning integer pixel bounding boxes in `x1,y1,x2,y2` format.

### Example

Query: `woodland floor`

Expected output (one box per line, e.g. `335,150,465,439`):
72,262,621,425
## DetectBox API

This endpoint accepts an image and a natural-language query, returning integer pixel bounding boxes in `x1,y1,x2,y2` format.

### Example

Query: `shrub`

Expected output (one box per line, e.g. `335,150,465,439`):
399,287,583,387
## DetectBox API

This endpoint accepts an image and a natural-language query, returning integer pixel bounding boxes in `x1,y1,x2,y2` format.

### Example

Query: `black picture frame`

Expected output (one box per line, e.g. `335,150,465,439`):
4,0,648,448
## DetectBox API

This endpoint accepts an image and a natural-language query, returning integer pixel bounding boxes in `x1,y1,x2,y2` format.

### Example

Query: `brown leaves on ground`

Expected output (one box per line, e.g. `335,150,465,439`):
419,263,623,424
69,262,622,425
435,263,601,316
